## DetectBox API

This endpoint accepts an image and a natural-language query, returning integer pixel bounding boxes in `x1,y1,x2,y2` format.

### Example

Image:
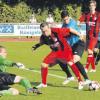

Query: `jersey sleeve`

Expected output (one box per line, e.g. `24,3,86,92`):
0,56,14,67
51,28,70,36
79,13,86,22
3,59,14,67
95,15,100,37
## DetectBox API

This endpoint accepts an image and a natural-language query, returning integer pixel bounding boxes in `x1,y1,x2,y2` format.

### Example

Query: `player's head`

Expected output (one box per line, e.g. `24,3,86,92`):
40,22,51,36
0,46,7,58
89,0,96,12
61,10,70,24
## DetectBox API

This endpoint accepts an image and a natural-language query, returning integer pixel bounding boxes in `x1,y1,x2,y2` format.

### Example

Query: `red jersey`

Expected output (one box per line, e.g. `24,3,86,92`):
40,28,72,51
79,11,100,39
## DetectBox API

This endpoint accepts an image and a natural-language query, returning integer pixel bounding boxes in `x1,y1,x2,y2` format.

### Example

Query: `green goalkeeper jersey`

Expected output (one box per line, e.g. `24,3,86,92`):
0,56,14,72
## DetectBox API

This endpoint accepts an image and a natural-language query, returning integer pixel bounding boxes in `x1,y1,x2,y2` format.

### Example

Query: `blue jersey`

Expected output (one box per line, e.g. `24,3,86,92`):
62,19,80,46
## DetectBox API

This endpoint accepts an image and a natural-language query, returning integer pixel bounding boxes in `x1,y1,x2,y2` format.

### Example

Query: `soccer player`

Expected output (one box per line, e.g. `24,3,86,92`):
0,46,41,96
32,22,85,89
59,10,90,85
79,0,100,72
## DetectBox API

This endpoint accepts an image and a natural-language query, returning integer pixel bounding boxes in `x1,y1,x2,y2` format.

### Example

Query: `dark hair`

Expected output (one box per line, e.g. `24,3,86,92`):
90,0,96,6
40,22,49,29
61,10,69,18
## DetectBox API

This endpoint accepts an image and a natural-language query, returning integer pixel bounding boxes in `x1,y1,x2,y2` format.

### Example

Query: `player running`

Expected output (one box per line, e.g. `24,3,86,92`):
0,46,41,96
32,22,86,90
79,0,100,72
58,10,91,85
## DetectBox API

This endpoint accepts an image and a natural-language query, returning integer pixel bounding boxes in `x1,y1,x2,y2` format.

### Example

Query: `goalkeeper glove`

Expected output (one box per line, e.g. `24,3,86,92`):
12,62,25,69
32,43,42,51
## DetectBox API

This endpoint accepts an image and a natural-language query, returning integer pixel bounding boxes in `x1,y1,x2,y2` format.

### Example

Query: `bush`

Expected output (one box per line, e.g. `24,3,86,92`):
0,2,82,23
0,2,32,23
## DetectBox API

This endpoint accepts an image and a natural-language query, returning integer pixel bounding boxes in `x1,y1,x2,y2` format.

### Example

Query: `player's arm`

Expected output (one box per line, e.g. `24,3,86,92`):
52,27,81,37
79,13,86,23
32,43,43,51
32,35,45,51
69,28,80,35
51,28,70,36
3,59,25,69
95,16,100,38
3,59,14,67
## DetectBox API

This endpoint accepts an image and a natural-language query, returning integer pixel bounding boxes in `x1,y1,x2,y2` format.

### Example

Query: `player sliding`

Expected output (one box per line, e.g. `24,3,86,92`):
0,46,41,96
32,22,88,90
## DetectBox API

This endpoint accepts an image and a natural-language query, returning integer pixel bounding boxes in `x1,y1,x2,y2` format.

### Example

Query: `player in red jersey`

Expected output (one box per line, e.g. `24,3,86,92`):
33,22,85,89
79,0,100,72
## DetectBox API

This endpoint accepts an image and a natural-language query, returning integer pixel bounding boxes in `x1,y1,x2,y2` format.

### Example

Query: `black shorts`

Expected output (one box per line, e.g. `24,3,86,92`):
0,72,16,90
72,40,85,57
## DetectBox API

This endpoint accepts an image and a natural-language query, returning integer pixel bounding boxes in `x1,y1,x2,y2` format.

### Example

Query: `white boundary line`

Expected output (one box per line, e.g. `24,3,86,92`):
22,68,66,79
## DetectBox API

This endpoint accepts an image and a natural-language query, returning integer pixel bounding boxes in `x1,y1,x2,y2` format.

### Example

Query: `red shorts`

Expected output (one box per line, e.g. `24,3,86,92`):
88,38,98,50
43,50,73,66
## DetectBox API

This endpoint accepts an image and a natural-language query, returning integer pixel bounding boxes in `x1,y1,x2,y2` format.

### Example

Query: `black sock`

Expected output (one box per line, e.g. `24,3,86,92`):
75,61,89,80
96,52,100,63
58,62,72,78
93,52,98,58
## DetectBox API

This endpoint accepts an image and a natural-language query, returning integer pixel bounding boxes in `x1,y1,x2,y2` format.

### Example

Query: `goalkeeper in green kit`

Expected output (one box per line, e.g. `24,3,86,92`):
0,46,42,96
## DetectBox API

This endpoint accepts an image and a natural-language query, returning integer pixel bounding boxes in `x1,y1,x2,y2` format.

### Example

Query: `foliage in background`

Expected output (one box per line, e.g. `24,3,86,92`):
0,1,82,23
0,2,32,23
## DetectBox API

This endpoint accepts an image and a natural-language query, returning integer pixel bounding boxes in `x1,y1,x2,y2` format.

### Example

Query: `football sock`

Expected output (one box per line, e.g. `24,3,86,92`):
93,52,97,58
59,62,72,77
19,79,32,89
85,54,92,70
70,64,82,82
91,56,96,70
41,67,48,85
96,52,100,63
76,62,89,80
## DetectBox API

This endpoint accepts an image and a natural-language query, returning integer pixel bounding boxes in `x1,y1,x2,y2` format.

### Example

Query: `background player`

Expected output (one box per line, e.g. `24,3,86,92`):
59,10,90,85
79,0,100,72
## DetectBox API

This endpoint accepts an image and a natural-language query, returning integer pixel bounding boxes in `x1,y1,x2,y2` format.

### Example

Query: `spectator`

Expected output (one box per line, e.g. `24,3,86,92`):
29,14,37,24
27,14,37,39
46,13,54,24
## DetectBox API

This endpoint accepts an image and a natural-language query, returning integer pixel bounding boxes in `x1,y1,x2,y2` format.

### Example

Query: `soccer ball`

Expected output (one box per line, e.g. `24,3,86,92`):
16,62,25,69
89,81,100,91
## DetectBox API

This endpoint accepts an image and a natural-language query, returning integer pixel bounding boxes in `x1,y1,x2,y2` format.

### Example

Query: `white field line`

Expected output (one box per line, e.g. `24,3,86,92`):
22,68,66,79
22,68,77,82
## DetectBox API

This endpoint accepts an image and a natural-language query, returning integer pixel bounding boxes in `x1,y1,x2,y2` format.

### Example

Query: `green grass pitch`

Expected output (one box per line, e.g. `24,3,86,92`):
0,42,100,100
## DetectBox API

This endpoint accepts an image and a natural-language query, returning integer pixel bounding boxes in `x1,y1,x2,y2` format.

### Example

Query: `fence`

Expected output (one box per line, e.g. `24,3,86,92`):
0,23,86,36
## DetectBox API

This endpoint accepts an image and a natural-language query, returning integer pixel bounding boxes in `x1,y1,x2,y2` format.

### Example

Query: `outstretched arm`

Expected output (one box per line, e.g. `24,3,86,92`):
52,28,80,37
32,43,43,51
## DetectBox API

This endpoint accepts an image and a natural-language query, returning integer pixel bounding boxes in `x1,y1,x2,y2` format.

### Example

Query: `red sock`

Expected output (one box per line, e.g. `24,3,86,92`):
91,56,96,70
41,67,48,85
70,64,82,82
85,55,92,70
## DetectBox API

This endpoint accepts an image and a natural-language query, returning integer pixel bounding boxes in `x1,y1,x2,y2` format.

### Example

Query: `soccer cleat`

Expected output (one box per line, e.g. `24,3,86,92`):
84,79,92,85
36,83,47,88
89,69,96,72
78,81,84,90
62,77,75,85
27,87,42,94
32,87,42,94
